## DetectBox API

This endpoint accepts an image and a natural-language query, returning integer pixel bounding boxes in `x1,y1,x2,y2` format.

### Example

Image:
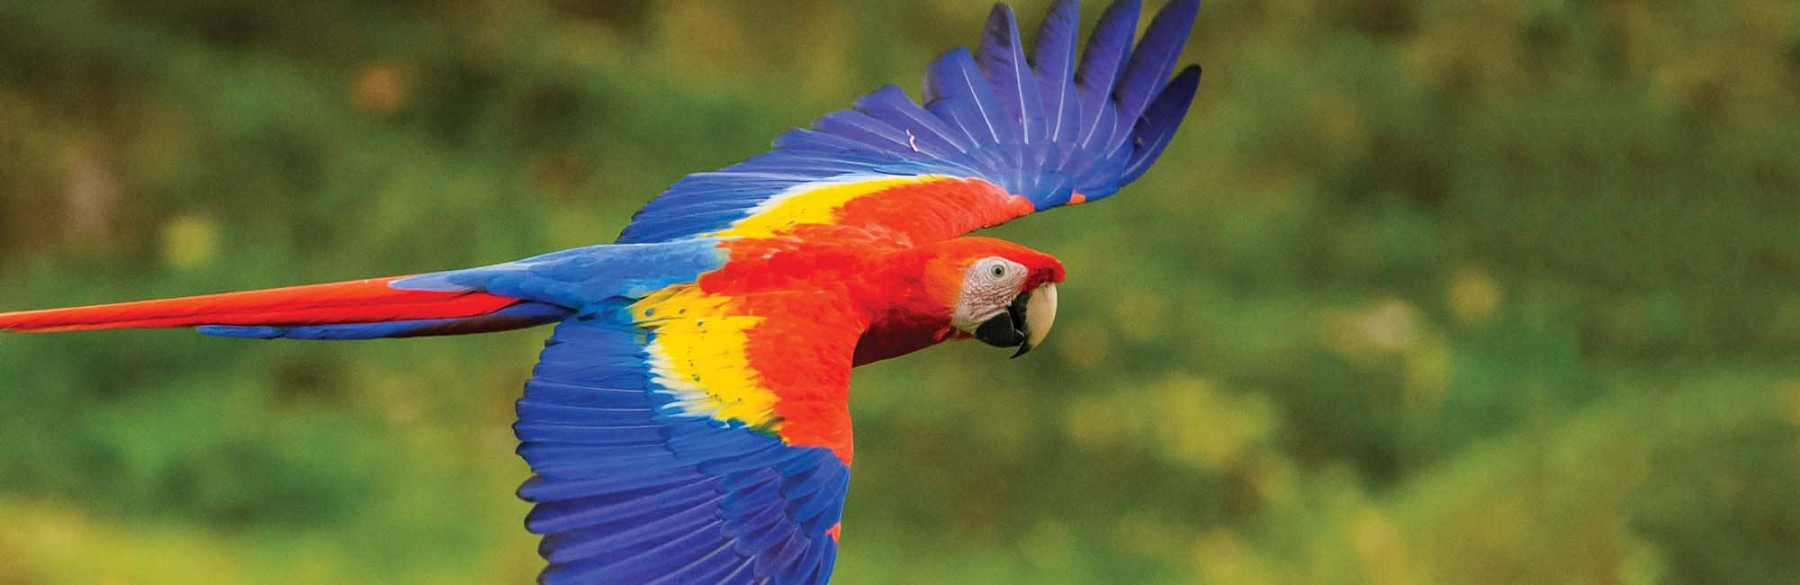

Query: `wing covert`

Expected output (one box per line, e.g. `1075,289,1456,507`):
516,288,863,584
617,0,1202,247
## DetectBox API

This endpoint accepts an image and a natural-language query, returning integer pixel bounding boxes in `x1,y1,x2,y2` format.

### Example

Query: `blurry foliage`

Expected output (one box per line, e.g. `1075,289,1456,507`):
1,0,1798,583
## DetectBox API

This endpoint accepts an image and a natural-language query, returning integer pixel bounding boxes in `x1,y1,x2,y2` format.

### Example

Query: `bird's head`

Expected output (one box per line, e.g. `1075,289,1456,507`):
919,238,1065,358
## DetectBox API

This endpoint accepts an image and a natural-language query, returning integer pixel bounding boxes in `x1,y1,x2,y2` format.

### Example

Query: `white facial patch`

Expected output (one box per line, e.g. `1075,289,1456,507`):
951,257,1029,331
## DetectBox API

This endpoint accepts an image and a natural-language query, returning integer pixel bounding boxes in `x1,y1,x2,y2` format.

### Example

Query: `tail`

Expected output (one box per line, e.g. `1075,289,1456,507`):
0,275,571,340
0,240,729,340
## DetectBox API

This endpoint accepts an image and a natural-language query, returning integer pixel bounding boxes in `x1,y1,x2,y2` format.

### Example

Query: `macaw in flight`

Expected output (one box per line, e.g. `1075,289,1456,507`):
0,0,1202,582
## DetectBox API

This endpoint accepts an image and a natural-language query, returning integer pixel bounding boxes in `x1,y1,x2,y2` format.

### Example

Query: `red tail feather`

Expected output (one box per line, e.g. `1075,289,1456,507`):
0,277,519,333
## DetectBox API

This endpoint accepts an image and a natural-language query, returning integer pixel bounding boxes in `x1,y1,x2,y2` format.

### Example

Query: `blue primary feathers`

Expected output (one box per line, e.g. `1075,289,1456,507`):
979,5,1044,145
1032,0,1082,144
618,0,1203,245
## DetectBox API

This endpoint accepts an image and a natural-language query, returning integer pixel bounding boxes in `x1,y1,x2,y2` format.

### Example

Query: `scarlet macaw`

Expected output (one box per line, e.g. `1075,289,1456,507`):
0,1,1202,582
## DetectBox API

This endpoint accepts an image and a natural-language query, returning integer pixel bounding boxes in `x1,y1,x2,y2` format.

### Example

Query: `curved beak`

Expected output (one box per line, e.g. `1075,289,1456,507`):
972,283,1059,358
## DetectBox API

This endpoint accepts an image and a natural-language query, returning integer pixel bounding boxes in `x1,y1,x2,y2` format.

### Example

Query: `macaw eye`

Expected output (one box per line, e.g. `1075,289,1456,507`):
989,263,1008,280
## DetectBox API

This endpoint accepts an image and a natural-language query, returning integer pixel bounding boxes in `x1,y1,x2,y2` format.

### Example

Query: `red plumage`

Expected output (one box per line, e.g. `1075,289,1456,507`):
0,276,518,333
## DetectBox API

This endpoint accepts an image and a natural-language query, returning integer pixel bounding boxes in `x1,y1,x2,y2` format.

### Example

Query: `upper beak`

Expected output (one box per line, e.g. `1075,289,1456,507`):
972,283,1059,358
1017,282,1058,357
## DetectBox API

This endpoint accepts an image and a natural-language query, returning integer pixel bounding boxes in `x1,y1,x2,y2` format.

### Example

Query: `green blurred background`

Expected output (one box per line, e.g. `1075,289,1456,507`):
2,0,1798,583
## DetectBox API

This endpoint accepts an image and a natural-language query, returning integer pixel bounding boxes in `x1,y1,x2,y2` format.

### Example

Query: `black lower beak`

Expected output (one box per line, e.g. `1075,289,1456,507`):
973,290,1034,358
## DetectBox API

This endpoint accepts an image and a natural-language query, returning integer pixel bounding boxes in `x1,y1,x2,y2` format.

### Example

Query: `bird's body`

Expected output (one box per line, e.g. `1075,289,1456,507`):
0,1,1202,582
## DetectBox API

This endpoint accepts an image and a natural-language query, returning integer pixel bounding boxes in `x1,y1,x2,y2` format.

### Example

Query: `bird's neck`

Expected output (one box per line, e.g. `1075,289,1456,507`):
696,237,966,365
847,245,964,366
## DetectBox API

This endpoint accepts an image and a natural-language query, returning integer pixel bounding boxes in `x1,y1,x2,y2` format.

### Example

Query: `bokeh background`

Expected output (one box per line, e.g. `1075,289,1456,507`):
2,0,1798,583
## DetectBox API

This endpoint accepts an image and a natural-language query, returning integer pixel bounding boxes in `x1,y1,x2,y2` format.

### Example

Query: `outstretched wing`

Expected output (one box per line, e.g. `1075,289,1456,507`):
517,285,863,584
618,0,1203,247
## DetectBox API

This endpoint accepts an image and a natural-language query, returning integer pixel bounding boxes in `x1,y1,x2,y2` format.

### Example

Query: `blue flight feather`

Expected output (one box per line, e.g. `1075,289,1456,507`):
1074,0,1141,149
1116,0,1201,124
811,110,916,152
761,537,813,581
979,4,1045,144
923,47,1011,145
1033,0,1082,143
852,85,970,155
1123,64,1202,183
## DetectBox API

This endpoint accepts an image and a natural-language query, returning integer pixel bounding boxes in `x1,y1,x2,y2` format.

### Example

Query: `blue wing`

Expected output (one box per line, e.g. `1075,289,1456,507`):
617,0,1203,245
515,298,854,584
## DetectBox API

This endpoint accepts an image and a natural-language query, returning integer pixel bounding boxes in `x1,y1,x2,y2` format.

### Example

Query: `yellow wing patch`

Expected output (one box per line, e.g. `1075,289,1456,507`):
711,174,958,238
632,285,780,429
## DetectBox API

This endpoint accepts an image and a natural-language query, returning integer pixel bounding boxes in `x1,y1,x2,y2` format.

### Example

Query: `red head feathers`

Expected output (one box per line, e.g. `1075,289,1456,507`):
848,237,1064,365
